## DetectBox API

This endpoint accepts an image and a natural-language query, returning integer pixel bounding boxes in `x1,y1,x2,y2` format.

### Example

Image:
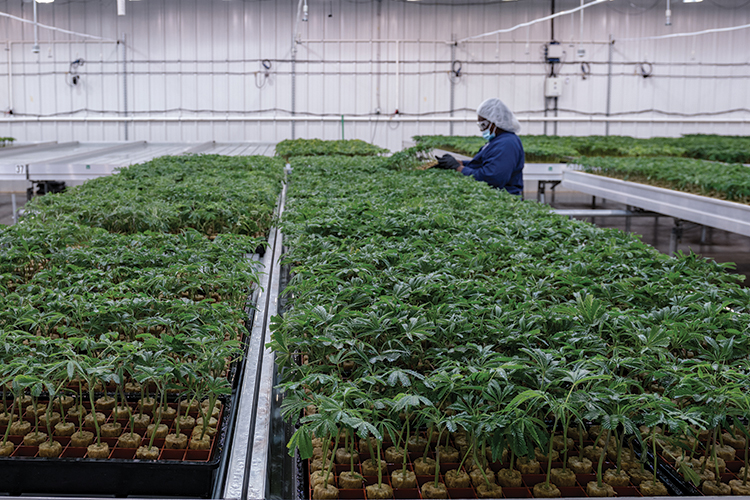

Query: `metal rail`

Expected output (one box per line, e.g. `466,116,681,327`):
553,209,656,217
246,182,287,500
222,213,279,500
223,182,286,500
562,169,750,238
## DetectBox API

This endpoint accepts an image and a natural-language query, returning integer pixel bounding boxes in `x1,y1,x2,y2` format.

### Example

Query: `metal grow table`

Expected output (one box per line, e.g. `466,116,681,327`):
562,168,750,254
0,141,278,195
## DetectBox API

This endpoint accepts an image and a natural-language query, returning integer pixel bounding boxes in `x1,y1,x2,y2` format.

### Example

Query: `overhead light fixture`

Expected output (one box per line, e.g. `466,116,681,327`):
117,0,125,15
683,0,703,3
35,0,55,3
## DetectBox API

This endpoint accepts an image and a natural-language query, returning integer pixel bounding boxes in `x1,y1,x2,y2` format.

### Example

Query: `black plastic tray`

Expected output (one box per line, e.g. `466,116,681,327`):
0,393,231,498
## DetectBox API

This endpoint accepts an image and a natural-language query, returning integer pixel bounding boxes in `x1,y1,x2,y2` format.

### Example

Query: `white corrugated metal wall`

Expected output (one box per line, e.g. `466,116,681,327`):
0,0,748,151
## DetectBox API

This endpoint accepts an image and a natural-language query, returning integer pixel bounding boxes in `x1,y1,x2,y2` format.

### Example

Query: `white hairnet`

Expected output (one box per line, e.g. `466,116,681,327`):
477,98,521,134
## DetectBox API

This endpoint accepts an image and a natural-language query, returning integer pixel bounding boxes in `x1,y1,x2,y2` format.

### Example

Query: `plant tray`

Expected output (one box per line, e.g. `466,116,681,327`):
307,452,648,499
0,398,229,497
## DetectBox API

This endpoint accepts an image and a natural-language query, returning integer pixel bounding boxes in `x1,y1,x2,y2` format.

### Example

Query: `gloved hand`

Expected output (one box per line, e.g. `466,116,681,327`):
435,154,460,170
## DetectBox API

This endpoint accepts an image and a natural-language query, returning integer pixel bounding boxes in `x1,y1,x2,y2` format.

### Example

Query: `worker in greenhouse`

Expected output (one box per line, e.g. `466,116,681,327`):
435,98,524,195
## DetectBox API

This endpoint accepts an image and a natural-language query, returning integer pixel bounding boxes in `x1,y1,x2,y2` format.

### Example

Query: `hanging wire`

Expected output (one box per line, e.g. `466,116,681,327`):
639,62,653,78
580,62,591,80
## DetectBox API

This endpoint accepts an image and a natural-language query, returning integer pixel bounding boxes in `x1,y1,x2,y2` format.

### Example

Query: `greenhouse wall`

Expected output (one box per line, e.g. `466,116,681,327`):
0,0,748,151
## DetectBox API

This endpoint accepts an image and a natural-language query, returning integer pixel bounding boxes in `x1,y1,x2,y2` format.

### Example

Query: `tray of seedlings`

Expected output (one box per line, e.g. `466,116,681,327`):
413,134,750,164
0,154,284,497
268,147,750,499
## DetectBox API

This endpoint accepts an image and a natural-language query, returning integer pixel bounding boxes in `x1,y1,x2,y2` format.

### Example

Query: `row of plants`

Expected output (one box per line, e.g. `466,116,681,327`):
573,156,750,205
0,331,228,460
26,154,284,238
413,134,750,164
0,155,284,465
0,137,14,147
275,139,388,160
272,152,750,499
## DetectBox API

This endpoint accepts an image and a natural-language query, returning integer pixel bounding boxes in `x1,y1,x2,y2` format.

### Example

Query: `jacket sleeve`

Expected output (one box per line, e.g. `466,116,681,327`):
460,140,514,188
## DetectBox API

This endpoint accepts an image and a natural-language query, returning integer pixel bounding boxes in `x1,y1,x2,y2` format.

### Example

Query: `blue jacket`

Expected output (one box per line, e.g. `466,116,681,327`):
460,132,524,195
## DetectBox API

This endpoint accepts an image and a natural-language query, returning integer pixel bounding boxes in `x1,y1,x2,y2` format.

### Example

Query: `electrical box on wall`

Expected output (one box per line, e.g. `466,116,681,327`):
545,77,562,97
545,43,564,63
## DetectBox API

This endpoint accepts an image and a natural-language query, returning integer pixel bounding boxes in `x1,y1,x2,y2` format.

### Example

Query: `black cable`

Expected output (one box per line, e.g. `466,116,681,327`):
451,60,463,78
580,62,591,80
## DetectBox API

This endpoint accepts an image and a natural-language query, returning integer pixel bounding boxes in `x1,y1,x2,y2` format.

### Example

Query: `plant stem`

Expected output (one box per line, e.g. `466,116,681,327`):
546,416,559,488
45,398,54,443
2,400,16,446
174,398,181,436
323,431,340,487
32,397,40,438
474,438,491,487
457,442,474,479
118,382,130,424
597,428,611,488
402,417,410,478
376,440,383,488
139,384,145,418
148,387,165,451
88,384,101,445
562,419,569,473
578,423,585,461
711,427,720,481
689,431,698,461
436,434,452,489
77,381,84,434
16,394,22,428
615,428,624,473
348,428,355,475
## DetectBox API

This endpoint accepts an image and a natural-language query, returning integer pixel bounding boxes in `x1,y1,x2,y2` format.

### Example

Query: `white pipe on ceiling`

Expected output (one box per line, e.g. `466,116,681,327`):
619,22,750,41
458,0,609,43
